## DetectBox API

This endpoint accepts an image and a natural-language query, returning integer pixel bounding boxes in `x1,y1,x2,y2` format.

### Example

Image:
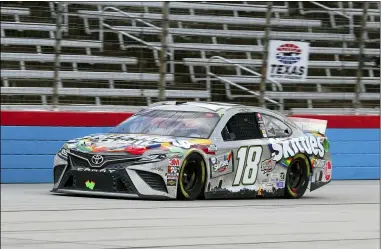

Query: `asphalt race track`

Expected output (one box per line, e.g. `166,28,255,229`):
1,181,380,249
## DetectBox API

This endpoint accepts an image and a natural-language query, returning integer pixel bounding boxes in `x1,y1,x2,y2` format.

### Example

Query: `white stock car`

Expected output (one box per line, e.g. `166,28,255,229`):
51,101,332,200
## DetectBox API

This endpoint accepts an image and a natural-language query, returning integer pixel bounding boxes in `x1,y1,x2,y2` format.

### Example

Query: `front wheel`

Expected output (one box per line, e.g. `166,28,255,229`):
284,155,310,199
177,153,206,200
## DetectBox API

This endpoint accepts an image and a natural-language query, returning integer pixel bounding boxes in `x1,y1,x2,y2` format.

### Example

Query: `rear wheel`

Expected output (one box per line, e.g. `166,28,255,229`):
284,155,310,199
177,153,206,200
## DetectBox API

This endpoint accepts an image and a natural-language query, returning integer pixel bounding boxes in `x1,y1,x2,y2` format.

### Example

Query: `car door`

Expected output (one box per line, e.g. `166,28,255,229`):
209,110,273,190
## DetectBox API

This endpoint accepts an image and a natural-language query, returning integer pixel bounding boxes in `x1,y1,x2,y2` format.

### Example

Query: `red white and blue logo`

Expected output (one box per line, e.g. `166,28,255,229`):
275,43,302,65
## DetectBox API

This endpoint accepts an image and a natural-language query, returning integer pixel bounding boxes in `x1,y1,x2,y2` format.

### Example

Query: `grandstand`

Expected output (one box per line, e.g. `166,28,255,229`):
1,1,380,114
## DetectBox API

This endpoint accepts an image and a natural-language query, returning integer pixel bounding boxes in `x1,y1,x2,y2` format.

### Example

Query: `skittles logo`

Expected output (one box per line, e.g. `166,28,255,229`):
276,43,302,65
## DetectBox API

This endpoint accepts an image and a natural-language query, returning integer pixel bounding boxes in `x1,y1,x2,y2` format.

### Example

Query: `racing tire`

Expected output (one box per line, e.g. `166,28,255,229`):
284,154,310,199
177,153,206,200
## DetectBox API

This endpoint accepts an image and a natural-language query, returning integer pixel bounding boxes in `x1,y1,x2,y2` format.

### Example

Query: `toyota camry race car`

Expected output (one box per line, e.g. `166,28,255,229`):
51,102,332,200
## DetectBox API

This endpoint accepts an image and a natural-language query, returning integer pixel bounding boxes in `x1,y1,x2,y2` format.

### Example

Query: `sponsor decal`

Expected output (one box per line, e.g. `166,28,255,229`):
168,166,179,174
207,144,218,152
167,179,177,186
169,158,180,167
150,167,164,172
167,164,179,179
280,172,285,180
270,136,325,161
60,148,68,156
324,161,332,181
210,152,234,178
77,167,115,173
270,173,280,182
85,180,95,190
270,173,285,187
276,181,284,188
262,183,274,192
261,158,276,173
210,152,232,173
261,178,269,183
313,158,326,168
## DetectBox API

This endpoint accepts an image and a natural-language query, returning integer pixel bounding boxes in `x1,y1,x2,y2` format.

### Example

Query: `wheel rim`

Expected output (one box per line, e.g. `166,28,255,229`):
182,162,197,191
288,161,304,189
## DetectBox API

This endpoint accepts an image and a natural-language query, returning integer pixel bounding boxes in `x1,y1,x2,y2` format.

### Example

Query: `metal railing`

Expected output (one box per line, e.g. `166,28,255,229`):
99,6,174,74
299,1,354,34
205,56,284,110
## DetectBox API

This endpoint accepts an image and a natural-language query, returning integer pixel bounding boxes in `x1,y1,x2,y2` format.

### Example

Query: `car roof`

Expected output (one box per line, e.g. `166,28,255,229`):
148,101,243,112
147,101,282,116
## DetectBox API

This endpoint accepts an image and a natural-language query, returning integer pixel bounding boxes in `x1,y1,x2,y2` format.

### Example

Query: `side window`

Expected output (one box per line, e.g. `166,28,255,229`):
221,113,262,141
261,114,292,138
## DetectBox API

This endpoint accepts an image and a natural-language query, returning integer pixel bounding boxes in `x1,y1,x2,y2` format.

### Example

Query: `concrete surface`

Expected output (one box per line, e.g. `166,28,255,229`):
1,181,380,249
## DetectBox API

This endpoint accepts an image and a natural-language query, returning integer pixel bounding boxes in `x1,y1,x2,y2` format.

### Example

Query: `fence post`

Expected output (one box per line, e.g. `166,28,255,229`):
354,2,369,110
158,2,170,102
52,2,63,110
260,1,272,108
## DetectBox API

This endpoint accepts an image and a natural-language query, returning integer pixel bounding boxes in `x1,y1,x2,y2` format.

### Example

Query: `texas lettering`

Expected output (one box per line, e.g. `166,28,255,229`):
271,136,325,161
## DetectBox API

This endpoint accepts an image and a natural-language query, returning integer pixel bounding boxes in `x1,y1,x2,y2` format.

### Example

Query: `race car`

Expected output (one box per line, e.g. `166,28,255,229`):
51,101,332,200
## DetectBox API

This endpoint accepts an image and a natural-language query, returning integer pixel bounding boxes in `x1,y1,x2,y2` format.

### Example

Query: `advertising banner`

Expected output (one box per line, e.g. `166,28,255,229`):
266,40,310,81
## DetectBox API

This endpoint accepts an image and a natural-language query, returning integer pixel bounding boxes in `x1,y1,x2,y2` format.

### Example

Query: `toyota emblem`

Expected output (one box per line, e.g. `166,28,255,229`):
91,155,104,165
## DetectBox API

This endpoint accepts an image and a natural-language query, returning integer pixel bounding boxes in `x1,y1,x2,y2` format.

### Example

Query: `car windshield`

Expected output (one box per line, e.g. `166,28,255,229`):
109,109,221,138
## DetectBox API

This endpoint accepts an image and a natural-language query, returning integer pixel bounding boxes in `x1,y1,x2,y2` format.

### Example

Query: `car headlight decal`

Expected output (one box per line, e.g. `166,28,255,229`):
57,147,68,160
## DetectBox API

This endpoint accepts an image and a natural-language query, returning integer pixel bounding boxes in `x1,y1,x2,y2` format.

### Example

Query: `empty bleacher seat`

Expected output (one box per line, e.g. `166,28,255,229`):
76,1,290,14
1,7,30,22
77,10,322,28
1,52,137,65
207,75,379,85
183,58,377,69
1,22,68,38
1,70,173,82
109,26,352,41
1,52,138,72
1,87,209,105
1,37,102,55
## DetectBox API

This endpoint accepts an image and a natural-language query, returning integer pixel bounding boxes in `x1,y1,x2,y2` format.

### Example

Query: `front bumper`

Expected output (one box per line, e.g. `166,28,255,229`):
51,155,177,199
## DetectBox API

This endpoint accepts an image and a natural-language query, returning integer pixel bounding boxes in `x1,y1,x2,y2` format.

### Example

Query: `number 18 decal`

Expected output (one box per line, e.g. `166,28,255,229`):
233,146,263,186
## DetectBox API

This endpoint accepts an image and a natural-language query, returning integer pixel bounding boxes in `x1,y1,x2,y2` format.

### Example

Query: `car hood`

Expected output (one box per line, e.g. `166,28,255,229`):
64,133,213,156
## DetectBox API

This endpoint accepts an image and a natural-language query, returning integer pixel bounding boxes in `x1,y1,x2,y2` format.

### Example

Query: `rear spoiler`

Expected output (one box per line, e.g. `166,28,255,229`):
288,117,328,135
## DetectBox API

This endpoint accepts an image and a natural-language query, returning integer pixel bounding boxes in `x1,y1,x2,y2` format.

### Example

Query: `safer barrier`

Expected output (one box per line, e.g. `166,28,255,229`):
1,111,379,183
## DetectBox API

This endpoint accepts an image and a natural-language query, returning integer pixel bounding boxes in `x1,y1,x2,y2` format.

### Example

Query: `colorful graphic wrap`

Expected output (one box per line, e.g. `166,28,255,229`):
66,134,212,156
